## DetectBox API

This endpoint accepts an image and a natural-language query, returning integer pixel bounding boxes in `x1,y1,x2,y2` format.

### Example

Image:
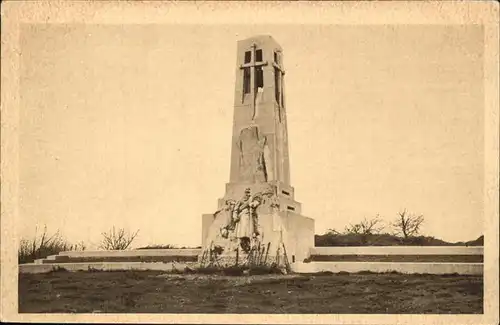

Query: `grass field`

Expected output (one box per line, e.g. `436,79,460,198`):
19,270,483,314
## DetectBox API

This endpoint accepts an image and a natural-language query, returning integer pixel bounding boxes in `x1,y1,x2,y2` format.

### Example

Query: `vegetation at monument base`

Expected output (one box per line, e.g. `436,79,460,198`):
18,270,483,313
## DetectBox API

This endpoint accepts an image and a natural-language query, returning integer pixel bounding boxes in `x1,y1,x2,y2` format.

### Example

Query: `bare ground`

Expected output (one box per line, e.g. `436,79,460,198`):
19,271,483,314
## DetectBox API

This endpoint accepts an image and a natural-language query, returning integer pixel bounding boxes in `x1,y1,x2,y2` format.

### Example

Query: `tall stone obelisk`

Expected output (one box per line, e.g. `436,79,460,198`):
200,35,314,265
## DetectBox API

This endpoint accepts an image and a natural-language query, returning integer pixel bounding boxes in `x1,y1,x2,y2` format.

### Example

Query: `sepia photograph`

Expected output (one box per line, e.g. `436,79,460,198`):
1,1,499,324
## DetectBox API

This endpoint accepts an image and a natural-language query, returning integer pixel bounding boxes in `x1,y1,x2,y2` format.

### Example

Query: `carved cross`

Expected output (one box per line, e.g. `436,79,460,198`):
240,43,268,120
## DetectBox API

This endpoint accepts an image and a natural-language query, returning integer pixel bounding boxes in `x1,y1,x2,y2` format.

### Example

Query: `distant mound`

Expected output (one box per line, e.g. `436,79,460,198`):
314,233,484,247
453,235,484,247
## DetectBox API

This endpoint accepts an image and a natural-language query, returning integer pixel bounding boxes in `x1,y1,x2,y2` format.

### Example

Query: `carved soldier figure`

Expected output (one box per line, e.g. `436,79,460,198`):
232,188,262,252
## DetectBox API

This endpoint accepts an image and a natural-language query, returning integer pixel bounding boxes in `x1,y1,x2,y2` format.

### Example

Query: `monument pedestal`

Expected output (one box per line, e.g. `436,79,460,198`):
201,210,314,265
200,182,314,266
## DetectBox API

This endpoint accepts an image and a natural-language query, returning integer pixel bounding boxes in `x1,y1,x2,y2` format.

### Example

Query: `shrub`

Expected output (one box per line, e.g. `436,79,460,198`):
99,227,139,250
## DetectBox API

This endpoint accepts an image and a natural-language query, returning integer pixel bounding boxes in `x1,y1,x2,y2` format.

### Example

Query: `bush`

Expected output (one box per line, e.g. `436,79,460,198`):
18,226,85,264
99,227,139,250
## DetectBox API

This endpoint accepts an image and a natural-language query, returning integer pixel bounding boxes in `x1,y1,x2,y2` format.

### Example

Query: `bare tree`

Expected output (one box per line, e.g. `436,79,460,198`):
344,223,362,234
345,216,384,235
392,210,424,238
99,227,139,250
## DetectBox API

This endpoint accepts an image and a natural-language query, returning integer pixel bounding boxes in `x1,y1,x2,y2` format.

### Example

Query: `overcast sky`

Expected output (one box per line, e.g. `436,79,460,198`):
19,24,484,248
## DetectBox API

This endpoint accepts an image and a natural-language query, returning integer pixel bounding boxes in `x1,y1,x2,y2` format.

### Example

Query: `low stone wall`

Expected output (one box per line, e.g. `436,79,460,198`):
292,261,483,275
310,246,483,256
19,262,197,274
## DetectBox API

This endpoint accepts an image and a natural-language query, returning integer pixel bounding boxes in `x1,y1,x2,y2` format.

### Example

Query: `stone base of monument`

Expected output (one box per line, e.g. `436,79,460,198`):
200,210,315,268
18,245,483,275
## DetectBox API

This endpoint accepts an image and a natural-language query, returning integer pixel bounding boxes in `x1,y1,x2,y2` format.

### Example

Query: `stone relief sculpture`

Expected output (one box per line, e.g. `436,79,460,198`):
201,184,286,266
238,126,272,183
233,188,262,252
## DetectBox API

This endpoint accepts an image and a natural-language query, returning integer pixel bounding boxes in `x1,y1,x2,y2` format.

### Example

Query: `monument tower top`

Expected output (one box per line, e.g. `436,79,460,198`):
229,35,291,189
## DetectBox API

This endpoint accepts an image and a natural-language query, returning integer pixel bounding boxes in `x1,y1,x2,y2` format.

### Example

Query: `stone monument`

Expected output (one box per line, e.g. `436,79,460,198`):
200,35,314,267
